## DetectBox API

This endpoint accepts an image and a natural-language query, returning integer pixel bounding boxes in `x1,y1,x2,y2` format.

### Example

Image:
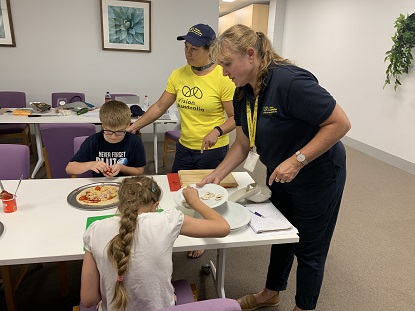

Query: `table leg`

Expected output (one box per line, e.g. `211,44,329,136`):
209,249,226,298
31,124,45,179
153,123,158,174
1,265,17,311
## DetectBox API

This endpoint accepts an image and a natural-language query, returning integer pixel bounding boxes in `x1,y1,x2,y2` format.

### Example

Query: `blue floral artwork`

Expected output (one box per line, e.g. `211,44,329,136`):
108,5,144,45
0,2,5,39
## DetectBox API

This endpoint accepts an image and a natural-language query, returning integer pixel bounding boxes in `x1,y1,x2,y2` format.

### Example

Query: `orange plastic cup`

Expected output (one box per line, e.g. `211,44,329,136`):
2,195,17,213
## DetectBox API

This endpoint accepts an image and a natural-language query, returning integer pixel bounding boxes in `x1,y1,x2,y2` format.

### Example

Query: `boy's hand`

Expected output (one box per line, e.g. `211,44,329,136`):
90,161,110,174
182,186,200,205
103,164,121,177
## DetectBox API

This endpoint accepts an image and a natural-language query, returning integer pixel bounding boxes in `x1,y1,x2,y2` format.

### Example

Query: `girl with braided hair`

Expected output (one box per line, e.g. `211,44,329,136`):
80,176,230,311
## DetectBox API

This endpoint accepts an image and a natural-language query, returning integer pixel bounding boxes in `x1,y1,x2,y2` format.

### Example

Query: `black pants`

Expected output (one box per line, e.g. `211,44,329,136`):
171,142,228,173
265,142,346,310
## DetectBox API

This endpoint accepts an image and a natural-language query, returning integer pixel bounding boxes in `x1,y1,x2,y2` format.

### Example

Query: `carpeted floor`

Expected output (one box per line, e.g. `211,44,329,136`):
1,142,414,311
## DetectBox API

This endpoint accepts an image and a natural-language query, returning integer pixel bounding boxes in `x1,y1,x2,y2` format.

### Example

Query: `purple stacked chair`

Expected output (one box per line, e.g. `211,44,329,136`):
163,130,181,166
0,91,33,152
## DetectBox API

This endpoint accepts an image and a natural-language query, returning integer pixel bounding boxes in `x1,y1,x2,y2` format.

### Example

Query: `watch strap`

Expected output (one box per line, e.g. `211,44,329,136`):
214,126,223,136
295,150,308,165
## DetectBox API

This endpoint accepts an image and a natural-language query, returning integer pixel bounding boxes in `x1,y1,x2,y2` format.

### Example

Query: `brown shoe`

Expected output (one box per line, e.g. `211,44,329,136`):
237,293,280,311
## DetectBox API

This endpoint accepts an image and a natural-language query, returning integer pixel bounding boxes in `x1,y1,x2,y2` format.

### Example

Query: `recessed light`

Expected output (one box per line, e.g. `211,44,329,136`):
223,0,236,3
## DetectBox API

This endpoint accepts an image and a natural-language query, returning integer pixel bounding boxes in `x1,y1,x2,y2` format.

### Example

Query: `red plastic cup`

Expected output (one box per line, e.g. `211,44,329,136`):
2,195,17,213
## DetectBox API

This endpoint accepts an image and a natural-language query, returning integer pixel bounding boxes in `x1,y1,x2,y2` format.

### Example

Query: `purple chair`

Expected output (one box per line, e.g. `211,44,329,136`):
40,124,96,178
0,144,30,180
163,130,180,166
0,91,33,153
51,92,85,108
77,279,205,311
72,136,93,178
156,299,242,311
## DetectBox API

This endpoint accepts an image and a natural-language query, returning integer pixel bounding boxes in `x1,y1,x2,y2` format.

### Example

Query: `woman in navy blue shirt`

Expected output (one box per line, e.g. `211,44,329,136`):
199,24,351,311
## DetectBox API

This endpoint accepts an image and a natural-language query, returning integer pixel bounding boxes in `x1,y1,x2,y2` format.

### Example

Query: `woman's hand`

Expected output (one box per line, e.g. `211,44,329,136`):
268,155,303,185
200,130,220,152
196,172,223,187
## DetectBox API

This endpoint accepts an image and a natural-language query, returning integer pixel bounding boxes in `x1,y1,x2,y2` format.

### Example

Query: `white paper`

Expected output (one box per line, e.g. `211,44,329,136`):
243,151,259,172
245,202,299,236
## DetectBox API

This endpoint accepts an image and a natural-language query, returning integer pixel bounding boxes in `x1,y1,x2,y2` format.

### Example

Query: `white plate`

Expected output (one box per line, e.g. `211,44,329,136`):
195,201,251,231
174,183,228,209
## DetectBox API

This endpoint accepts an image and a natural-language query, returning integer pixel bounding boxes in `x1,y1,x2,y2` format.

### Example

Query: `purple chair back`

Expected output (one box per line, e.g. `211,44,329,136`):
51,92,85,108
73,136,93,178
0,91,26,108
0,144,30,180
40,124,96,178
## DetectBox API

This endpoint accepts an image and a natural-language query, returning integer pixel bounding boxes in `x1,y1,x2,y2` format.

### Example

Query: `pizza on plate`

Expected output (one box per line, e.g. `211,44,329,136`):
76,185,119,206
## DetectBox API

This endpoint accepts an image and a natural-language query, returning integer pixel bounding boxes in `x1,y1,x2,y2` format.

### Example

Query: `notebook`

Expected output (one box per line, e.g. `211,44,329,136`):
246,202,296,234
249,214,293,233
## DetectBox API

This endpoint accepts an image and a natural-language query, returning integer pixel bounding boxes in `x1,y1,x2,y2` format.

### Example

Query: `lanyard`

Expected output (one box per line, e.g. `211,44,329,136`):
246,96,259,149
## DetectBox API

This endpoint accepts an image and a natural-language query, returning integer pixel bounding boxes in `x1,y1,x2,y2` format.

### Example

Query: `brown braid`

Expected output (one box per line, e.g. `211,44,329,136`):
107,176,162,311
211,24,292,98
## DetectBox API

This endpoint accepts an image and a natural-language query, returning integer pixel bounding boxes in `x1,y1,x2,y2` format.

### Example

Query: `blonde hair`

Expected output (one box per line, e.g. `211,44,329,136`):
211,24,292,96
100,100,131,129
107,176,162,311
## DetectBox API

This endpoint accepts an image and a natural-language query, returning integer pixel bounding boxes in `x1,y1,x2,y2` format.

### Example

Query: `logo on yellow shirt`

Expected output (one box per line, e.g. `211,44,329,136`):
182,86,203,99
262,106,278,114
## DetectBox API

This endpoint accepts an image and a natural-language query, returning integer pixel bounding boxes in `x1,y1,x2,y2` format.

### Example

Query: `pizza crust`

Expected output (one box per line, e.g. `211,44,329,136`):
76,185,119,207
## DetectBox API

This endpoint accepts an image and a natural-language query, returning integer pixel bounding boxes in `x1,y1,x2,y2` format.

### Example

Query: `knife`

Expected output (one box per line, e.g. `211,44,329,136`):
28,114,58,117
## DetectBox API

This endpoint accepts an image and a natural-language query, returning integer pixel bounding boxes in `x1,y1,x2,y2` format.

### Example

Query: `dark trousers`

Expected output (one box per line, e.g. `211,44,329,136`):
171,142,229,173
265,142,346,310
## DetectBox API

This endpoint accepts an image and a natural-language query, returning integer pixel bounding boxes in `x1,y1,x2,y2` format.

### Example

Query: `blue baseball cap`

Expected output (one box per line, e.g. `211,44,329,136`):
177,24,216,47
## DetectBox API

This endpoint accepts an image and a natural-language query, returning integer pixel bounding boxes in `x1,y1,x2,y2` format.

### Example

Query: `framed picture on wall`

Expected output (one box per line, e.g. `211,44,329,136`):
0,0,16,47
100,0,151,52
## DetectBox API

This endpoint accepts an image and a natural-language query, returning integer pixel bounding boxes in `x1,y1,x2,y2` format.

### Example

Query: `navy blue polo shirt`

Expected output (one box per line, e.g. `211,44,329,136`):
234,64,336,171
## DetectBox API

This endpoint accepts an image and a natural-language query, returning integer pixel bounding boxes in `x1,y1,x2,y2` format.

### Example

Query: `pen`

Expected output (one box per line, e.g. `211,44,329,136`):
248,209,265,218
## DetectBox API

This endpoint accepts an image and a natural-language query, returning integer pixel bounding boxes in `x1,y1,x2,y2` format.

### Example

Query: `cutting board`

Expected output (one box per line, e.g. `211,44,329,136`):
178,169,238,188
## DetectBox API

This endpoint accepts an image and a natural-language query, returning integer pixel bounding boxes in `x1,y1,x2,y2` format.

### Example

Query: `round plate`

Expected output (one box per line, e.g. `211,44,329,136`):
174,183,228,209
195,201,251,231
0,221,4,238
67,182,120,211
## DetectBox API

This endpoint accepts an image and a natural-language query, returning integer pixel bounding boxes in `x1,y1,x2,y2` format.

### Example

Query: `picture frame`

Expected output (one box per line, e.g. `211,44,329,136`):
0,0,16,47
100,0,151,52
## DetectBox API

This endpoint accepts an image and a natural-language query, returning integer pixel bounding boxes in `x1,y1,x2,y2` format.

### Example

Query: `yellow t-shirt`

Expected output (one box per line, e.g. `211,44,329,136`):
166,65,235,150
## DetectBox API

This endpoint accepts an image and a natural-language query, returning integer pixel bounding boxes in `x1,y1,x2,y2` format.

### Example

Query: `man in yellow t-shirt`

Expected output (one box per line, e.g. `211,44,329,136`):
127,24,236,173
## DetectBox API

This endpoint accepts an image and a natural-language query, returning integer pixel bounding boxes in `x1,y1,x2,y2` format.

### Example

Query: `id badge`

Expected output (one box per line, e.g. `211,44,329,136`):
243,150,259,172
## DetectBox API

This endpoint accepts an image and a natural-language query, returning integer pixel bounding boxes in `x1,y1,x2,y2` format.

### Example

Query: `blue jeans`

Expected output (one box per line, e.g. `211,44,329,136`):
171,142,229,173
265,142,346,310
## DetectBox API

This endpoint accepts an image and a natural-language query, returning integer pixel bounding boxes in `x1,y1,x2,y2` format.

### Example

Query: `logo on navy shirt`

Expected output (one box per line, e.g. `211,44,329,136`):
262,106,278,114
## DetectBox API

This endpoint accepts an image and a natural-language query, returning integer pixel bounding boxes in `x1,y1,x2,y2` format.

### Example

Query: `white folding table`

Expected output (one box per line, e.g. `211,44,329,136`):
0,172,299,310
0,109,178,177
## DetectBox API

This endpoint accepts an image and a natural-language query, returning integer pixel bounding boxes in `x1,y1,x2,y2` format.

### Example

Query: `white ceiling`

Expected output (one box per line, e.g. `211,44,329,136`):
219,0,270,16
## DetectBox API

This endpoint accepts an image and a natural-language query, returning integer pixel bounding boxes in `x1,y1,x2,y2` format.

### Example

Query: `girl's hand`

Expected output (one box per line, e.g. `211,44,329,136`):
182,186,200,205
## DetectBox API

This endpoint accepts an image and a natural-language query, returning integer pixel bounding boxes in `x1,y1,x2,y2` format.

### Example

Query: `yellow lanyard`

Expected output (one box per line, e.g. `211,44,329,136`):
246,96,259,149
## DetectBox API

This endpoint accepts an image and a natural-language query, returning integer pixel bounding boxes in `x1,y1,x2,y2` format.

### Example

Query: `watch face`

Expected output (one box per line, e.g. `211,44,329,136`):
297,153,306,162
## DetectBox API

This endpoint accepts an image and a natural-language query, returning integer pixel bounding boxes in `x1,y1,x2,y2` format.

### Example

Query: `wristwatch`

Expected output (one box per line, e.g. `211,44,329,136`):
214,126,223,136
295,150,308,166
